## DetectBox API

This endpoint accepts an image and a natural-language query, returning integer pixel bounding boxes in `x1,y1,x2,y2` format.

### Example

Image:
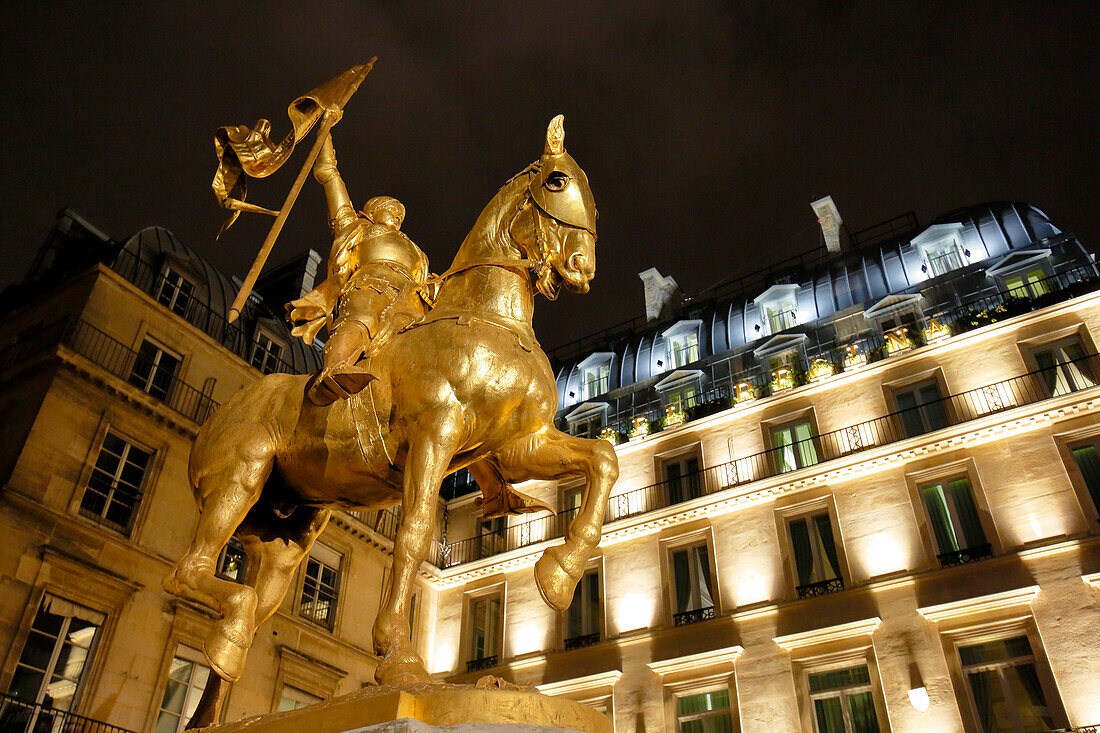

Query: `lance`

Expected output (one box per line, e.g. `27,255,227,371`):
226,61,374,323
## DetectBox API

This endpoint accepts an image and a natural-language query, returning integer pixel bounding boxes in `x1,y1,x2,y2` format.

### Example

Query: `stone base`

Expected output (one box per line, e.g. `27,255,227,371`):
201,682,611,733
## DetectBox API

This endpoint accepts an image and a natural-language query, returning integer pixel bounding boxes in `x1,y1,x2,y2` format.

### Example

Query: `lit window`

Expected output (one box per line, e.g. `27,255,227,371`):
564,569,600,648
468,593,502,665
477,515,507,559
276,685,322,712
216,538,248,583
299,544,341,629
669,331,699,368
1004,268,1050,299
957,636,1055,732
669,542,715,624
919,476,991,566
666,383,698,411
772,420,818,473
913,223,969,278
80,431,153,533
583,362,610,399
892,380,949,437
154,646,211,733
562,485,584,520
807,665,881,733
251,331,285,375
156,267,196,317
788,512,843,597
5,596,102,725
676,689,733,733
663,454,702,505
129,339,181,402
1032,338,1096,396
566,403,607,439
754,284,800,337
1069,442,1100,516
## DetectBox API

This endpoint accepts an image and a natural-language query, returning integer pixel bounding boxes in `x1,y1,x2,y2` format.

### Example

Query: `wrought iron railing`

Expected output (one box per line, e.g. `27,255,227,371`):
441,352,1100,567
0,692,137,733
796,578,845,599
673,606,715,626
563,632,601,650
466,655,498,673
61,320,219,423
345,508,400,539
938,543,993,568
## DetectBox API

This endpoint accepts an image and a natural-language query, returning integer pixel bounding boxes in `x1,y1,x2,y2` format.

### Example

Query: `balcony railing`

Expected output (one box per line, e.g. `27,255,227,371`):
937,543,993,567
673,606,715,626
0,692,137,733
466,655,498,673
441,351,1100,567
62,320,219,423
563,632,601,650
796,578,844,599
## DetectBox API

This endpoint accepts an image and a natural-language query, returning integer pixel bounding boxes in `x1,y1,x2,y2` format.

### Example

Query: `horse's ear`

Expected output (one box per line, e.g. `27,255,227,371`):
544,114,565,155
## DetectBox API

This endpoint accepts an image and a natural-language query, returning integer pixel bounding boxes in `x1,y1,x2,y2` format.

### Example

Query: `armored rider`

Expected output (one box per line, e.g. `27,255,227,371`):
287,135,434,406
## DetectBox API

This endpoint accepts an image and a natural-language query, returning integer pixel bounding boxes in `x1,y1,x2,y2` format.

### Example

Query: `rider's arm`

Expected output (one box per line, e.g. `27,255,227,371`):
313,137,358,275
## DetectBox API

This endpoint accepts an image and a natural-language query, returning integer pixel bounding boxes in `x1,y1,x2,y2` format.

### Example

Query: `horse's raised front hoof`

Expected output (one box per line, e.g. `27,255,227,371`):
534,546,579,612
203,626,249,682
374,651,431,686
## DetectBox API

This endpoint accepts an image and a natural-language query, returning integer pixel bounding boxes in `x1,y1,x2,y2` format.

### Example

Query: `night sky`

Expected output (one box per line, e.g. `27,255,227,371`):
2,2,1098,351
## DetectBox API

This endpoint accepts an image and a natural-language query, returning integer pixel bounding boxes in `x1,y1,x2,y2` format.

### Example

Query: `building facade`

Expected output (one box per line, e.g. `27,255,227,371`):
1,200,1099,733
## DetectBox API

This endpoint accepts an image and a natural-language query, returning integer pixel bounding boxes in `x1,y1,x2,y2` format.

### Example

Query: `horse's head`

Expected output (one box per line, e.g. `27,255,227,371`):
510,115,598,299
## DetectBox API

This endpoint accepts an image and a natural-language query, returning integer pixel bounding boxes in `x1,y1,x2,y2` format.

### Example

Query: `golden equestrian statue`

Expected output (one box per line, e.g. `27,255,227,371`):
164,64,617,728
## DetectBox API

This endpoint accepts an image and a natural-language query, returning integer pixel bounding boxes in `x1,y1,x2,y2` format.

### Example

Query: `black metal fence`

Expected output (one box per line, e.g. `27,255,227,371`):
0,693,137,733
440,352,1100,567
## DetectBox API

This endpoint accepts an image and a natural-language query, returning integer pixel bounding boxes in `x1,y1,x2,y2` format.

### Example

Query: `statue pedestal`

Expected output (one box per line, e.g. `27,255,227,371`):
201,683,610,733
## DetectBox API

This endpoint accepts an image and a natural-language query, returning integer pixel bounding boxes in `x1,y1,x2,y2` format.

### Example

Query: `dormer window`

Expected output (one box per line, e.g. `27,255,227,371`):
565,402,609,439
576,353,614,400
986,249,1053,299
251,324,287,375
864,294,924,332
753,284,800,336
662,321,702,369
156,266,196,317
655,369,704,413
911,223,970,277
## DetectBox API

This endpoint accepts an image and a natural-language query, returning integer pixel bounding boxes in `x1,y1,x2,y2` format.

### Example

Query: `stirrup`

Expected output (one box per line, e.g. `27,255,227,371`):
306,366,376,406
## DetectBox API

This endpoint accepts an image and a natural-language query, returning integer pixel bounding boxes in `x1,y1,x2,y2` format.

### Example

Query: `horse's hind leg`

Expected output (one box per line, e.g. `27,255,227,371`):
185,505,330,729
374,407,461,685
164,452,272,682
495,426,618,611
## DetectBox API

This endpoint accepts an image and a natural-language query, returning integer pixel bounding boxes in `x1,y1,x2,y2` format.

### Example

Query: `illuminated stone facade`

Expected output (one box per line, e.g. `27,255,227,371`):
1,202,1099,733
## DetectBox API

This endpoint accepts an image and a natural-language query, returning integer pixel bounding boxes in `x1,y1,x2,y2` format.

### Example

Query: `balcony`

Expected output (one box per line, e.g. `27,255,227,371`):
563,632,601,650
466,655,498,673
937,543,993,568
673,606,715,626
441,351,1100,567
0,692,137,733
767,308,798,334
796,578,844,599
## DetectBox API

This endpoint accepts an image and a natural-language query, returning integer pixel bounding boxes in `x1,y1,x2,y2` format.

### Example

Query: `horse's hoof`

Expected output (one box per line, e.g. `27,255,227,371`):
534,546,579,612
203,626,249,682
374,652,431,686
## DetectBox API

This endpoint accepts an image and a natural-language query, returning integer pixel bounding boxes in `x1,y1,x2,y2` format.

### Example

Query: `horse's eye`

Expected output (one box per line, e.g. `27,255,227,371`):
545,172,569,191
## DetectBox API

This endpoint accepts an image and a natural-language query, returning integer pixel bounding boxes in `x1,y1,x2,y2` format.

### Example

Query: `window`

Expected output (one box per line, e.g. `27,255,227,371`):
666,383,698,411
765,302,798,334
1068,441,1100,517
1032,338,1095,396
663,454,703,504
754,284,800,336
669,543,714,624
216,538,248,583
669,331,699,368
583,362,610,399
807,665,881,733
154,647,211,733
80,431,153,533
564,569,600,648
892,379,949,437
772,420,818,473
676,689,733,733
299,544,341,629
958,635,1054,732
2,596,102,728
251,331,285,375
477,515,507,558
129,339,181,402
788,512,843,597
562,485,584,520
156,267,195,317
566,404,607,439
467,592,502,665
919,476,991,566
1004,268,1050,299
277,685,322,712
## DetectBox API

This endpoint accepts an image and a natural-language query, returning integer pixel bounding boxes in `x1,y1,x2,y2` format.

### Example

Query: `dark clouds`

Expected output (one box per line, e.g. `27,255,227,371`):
1,2,1097,349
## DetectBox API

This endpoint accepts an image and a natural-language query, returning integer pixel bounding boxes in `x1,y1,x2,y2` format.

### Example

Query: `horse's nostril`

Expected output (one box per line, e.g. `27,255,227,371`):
569,253,587,272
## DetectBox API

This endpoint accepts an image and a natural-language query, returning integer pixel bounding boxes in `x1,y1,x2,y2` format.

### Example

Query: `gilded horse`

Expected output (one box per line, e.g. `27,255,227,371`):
165,116,618,726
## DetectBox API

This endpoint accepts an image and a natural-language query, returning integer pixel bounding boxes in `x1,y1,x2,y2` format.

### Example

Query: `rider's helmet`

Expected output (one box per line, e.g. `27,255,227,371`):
529,115,597,235
361,196,406,227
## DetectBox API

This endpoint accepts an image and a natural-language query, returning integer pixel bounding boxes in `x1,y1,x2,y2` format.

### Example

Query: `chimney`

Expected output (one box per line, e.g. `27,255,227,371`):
811,196,844,255
638,267,682,323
